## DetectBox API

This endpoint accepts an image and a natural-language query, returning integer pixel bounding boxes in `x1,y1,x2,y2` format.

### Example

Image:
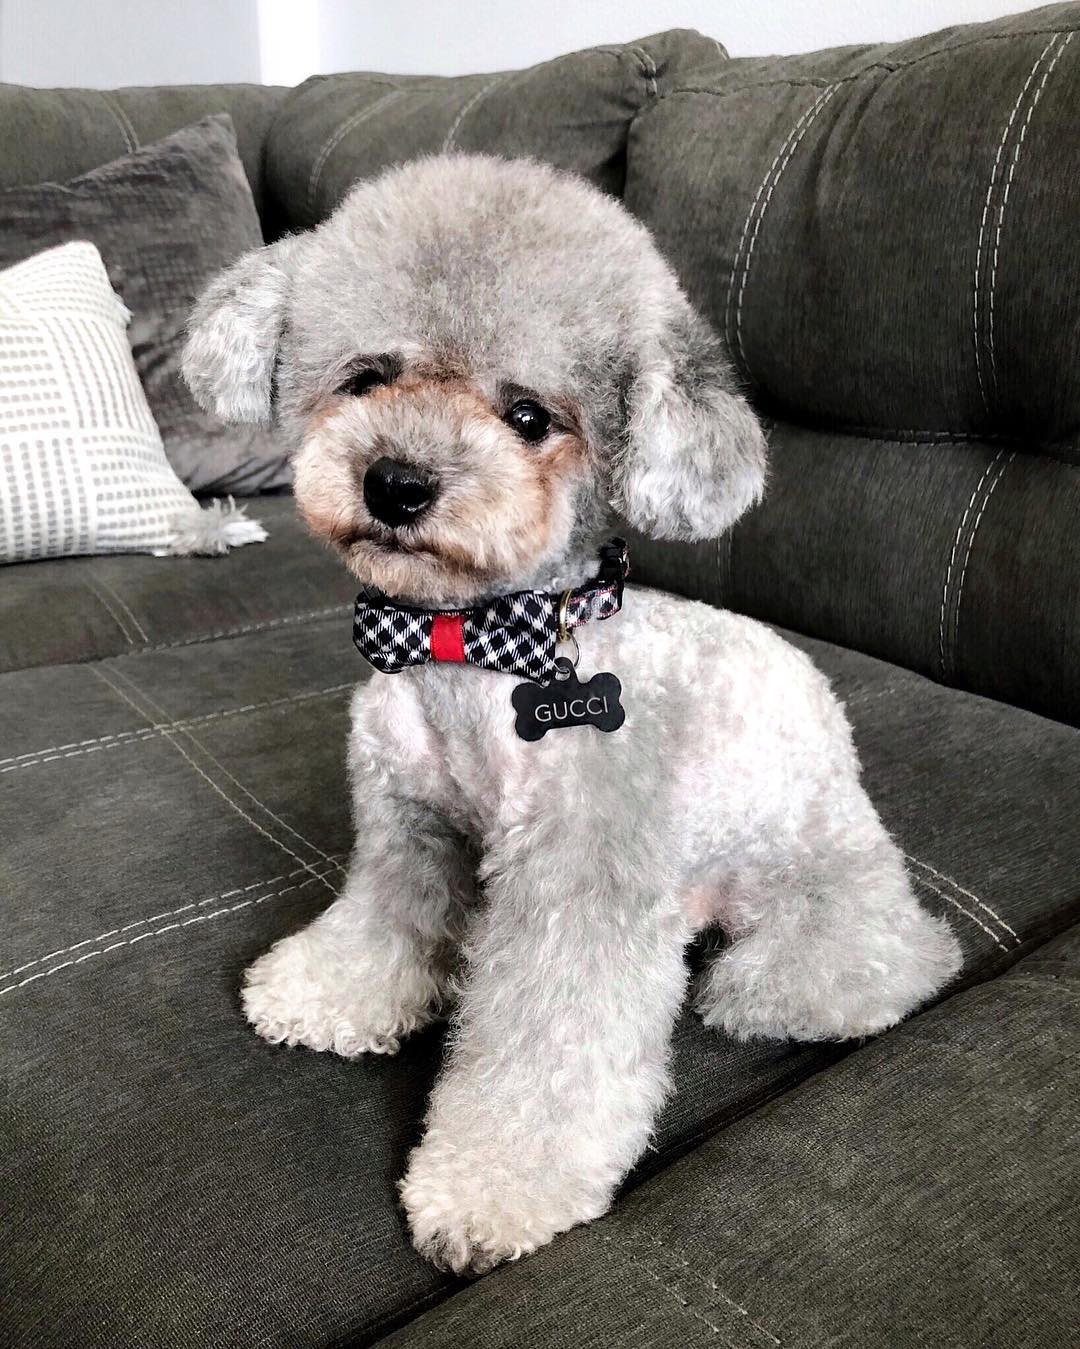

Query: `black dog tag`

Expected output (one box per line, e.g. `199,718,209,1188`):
512,658,625,741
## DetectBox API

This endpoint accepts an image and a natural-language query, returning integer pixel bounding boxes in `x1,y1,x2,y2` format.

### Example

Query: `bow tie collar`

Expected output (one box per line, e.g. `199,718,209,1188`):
353,540,628,683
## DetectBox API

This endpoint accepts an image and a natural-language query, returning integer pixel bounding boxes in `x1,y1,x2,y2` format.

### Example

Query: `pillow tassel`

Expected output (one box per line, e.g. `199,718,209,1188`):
155,498,268,557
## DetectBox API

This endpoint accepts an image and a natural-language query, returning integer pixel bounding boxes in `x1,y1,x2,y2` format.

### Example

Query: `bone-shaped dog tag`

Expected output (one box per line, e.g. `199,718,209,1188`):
512,657,625,741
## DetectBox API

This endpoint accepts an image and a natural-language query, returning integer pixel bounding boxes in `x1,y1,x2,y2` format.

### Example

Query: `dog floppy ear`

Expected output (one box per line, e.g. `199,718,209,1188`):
613,306,767,541
182,236,301,427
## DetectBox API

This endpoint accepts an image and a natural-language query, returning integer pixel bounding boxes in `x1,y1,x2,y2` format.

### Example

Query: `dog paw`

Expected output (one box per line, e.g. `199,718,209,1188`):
696,977,899,1041
400,1140,607,1275
695,949,938,1041
695,863,962,1043
241,934,439,1058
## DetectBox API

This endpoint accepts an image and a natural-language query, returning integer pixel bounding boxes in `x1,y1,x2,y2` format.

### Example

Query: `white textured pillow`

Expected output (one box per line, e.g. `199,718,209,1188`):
0,240,265,563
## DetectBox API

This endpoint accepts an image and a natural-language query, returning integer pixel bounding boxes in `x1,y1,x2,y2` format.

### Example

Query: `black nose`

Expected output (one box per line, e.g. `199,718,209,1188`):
362,457,438,528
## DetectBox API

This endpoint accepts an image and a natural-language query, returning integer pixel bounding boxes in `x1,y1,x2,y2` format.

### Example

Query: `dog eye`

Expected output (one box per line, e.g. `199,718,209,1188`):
505,400,551,444
337,368,388,398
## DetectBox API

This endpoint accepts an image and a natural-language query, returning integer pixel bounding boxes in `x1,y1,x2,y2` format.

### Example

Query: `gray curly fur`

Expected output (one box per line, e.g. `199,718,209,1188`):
182,154,961,1276
183,154,767,553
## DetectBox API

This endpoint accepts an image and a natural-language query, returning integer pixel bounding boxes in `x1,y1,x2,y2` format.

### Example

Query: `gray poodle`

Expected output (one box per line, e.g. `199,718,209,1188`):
183,154,961,1274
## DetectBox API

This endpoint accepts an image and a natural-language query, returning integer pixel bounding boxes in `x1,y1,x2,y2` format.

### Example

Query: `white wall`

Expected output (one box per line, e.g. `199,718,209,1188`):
0,0,1037,88
0,0,261,86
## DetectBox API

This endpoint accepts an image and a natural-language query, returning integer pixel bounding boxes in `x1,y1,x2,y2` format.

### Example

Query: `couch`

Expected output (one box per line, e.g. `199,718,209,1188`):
2,5,1078,1345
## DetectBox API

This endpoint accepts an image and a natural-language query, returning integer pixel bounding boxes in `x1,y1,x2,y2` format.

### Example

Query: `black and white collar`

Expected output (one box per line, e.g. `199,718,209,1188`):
353,539,629,682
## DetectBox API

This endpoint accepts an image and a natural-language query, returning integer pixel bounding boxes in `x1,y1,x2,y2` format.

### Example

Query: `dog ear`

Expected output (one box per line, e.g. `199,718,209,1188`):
613,307,767,541
182,237,301,427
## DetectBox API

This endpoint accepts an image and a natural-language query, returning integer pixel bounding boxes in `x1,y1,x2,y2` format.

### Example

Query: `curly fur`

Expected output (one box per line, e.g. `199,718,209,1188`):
183,154,961,1276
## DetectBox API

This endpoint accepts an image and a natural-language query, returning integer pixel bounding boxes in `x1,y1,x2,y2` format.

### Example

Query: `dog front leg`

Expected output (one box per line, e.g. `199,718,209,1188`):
242,795,474,1057
401,823,689,1273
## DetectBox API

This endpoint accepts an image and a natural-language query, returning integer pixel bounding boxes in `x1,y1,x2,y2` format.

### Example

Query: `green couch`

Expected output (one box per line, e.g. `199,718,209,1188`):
2,6,1078,1345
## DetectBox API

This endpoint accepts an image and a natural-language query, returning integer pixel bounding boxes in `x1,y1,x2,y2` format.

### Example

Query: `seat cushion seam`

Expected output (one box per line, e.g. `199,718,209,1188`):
89,665,338,893
104,661,341,873
0,854,347,986
0,861,343,1001
0,682,353,774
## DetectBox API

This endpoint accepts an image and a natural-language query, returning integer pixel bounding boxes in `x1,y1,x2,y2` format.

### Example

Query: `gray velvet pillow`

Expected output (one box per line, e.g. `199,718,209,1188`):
0,114,289,494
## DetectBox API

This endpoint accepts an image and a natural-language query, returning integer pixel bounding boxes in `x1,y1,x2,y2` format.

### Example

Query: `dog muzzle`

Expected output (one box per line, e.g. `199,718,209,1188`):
352,539,629,683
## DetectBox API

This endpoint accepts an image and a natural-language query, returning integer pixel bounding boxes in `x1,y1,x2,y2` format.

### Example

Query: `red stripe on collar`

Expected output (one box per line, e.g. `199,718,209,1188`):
430,612,466,662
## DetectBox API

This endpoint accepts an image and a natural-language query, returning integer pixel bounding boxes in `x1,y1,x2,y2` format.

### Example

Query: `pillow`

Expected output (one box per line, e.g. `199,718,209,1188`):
0,114,290,494
0,241,266,562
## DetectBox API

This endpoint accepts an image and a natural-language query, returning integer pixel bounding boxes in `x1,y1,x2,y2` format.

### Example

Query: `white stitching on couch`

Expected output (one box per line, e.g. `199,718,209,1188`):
307,89,405,217
733,84,837,379
937,449,1005,678
84,575,137,647
144,604,352,653
0,855,346,985
972,35,1058,415
0,683,354,772
724,92,826,366
989,32,1071,394
598,1243,741,1346
0,866,342,1000
912,873,1011,953
951,450,1015,656
657,26,1080,104
623,1230,781,1347
91,667,338,896
598,1233,772,1348
96,90,137,154
442,76,505,152
92,571,149,643
904,852,1020,943
104,662,342,874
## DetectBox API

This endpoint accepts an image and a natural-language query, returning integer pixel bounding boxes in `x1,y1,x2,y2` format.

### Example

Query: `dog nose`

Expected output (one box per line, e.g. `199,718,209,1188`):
362,456,438,528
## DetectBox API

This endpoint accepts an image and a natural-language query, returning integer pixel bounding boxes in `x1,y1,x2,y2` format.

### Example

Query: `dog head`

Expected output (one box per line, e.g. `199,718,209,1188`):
183,154,766,605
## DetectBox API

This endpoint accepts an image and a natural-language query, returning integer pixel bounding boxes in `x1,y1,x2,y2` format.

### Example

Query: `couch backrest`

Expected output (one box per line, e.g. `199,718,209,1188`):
625,1,1080,726
263,30,720,230
0,82,287,233
5,12,1077,726
0,29,718,243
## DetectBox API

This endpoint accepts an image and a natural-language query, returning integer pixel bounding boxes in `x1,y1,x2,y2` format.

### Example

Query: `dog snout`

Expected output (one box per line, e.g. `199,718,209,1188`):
363,456,439,528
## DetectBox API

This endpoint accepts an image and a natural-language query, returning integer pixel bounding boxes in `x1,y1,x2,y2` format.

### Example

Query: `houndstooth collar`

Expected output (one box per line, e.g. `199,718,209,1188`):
353,539,628,682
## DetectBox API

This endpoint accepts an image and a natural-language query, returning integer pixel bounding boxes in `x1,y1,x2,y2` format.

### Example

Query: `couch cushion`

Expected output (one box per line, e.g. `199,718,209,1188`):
0,115,291,495
626,1,1080,445
629,421,1080,726
266,30,722,230
380,923,1080,1349
0,80,286,236
624,3,1080,726
3,607,1078,1346
0,495,354,673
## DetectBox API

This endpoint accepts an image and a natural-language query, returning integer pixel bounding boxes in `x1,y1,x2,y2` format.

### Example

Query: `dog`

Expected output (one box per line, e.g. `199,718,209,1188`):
182,153,962,1275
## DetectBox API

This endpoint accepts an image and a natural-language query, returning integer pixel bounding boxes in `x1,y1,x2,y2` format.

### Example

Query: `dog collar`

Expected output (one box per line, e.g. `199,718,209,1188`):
353,539,628,683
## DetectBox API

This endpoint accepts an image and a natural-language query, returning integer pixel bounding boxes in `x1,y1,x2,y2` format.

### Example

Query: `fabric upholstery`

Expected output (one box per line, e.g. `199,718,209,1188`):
625,2,1080,446
0,496,353,673
628,419,1080,726
3,567,1078,1344
3,13,1079,1347
265,30,724,230
624,2,1080,727
0,80,286,233
0,115,291,494
380,924,1080,1349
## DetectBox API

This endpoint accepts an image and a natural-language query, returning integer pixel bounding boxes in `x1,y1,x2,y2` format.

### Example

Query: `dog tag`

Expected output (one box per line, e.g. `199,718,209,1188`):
512,657,625,741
